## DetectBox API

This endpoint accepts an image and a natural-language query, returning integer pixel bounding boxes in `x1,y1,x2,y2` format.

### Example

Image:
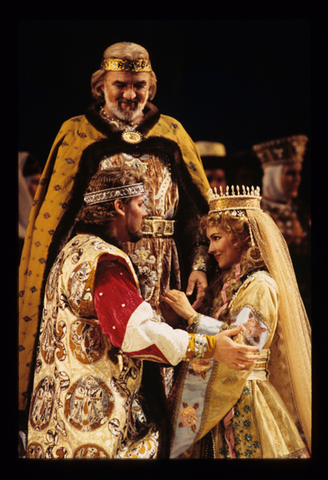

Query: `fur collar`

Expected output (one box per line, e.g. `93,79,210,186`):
85,100,161,138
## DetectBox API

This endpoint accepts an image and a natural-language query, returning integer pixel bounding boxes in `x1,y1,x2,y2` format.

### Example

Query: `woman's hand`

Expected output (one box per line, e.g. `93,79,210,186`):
161,289,196,320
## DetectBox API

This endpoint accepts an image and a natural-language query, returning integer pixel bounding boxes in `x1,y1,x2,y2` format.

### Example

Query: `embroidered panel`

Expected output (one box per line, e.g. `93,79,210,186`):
27,235,159,458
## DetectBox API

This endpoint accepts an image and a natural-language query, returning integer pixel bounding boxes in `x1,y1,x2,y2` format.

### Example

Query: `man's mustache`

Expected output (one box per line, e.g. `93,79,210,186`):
118,99,138,106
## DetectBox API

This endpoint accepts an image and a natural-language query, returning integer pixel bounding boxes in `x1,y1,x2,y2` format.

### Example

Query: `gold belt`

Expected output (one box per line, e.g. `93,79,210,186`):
247,348,270,381
142,217,175,237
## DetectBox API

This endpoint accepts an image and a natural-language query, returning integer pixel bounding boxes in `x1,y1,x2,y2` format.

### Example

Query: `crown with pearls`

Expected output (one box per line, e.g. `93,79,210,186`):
84,183,145,206
252,134,308,169
207,185,262,214
100,57,152,72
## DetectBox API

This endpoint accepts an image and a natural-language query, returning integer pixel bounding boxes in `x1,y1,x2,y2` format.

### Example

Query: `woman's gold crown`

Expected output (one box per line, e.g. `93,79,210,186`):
207,185,262,214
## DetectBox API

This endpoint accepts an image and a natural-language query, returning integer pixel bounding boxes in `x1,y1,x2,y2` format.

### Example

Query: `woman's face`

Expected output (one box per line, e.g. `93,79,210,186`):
206,225,241,270
280,162,302,199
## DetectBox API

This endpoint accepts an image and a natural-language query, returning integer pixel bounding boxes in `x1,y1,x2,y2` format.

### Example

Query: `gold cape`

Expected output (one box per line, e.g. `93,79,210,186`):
19,104,210,411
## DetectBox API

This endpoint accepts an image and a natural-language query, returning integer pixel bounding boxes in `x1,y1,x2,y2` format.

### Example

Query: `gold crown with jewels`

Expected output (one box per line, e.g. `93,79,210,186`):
84,183,145,206
100,57,152,72
252,134,308,169
207,185,262,214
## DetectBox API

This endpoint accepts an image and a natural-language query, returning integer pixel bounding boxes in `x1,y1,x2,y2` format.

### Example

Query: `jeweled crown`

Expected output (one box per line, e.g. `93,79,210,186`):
252,134,308,169
100,57,152,72
207,185,262,214
84,183,145,206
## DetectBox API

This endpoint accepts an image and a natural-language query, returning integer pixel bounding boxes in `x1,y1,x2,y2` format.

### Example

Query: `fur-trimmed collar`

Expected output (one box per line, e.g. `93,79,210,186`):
85,100,161,138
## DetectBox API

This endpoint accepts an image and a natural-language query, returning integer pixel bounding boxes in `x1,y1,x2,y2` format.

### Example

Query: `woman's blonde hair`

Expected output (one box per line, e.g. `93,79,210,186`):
199,211,265,321
91,42,157,102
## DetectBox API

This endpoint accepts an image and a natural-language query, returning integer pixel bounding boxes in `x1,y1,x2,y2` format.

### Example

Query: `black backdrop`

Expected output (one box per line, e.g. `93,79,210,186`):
18,19,311,200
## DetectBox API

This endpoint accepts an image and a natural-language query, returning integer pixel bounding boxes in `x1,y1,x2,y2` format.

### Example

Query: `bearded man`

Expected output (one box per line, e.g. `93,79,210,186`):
26,166,258,458
19,42,212,434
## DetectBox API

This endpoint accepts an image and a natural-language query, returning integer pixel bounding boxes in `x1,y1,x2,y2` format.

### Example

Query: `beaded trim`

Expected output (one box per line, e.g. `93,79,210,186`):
193,334,208,359
84,183,145,206
142,217,175,237
100,57,152,72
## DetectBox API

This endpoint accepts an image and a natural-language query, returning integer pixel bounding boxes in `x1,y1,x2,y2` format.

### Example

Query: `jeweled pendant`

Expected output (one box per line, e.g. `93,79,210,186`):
122,130,143,144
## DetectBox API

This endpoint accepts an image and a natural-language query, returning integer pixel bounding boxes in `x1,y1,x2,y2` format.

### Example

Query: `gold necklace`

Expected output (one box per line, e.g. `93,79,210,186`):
99,106,143,144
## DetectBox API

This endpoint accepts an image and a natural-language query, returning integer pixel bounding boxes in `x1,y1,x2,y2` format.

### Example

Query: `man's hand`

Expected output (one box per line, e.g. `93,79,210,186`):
186,271,208,309
159,300,182,328
213,325,260,370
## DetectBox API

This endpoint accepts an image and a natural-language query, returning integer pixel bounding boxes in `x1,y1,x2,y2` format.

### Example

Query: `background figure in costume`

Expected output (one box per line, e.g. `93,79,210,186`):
162,186,311,458
27,167,259,458
195,141,229,193
18,152,42,258
252,135,311,321
19,41,211,433
18,151,42,456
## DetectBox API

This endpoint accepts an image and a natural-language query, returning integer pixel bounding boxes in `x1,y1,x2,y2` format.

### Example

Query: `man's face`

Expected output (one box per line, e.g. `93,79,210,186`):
205,168,227,192
102,71,151,122
281,163,302,199
123,195,148,242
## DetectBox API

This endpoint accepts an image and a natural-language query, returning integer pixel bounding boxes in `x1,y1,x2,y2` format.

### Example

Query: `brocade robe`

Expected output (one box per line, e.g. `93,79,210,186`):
27,234,202,459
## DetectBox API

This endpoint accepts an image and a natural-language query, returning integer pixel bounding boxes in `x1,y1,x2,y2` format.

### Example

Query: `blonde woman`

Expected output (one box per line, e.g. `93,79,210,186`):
162,186,311,459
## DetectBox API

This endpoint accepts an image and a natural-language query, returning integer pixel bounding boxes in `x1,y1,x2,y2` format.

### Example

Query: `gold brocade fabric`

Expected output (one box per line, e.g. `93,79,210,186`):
210,380,308,459
18,112,210,411
19,118,105,412
27,235,159,458
178,271,309,459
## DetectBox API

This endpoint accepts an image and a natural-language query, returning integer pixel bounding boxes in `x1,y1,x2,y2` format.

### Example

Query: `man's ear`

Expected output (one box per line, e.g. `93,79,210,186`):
114,199,126,217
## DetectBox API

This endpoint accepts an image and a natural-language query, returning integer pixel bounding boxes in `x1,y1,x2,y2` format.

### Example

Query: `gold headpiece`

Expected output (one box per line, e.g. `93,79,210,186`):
195,141,226,157
252,134,308,169
100,57,152,72
207,185,262,214
84,183,145,206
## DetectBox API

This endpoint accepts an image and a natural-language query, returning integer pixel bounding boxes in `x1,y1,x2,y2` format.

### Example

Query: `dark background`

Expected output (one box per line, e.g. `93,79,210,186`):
14,18,322,468
18,19,311,200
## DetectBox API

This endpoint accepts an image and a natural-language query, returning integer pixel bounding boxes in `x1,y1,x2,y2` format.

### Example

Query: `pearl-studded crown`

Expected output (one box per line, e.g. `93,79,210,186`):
207,185,262,214
252,134,308,169
84,183,145,206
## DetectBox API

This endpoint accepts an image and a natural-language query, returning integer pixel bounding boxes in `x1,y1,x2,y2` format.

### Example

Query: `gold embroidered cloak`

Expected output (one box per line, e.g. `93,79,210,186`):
19,102,210,412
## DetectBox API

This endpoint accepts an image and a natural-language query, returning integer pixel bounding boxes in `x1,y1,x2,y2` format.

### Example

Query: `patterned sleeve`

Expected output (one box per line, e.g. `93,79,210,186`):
94,256,215,365
228,272,278,350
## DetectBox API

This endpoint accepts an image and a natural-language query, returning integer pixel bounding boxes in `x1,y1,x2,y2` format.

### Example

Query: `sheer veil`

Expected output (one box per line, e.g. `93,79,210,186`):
247,209,311,451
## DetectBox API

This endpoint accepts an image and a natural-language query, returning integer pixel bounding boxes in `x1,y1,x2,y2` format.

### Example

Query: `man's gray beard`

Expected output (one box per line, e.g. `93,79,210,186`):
106,99,146,123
